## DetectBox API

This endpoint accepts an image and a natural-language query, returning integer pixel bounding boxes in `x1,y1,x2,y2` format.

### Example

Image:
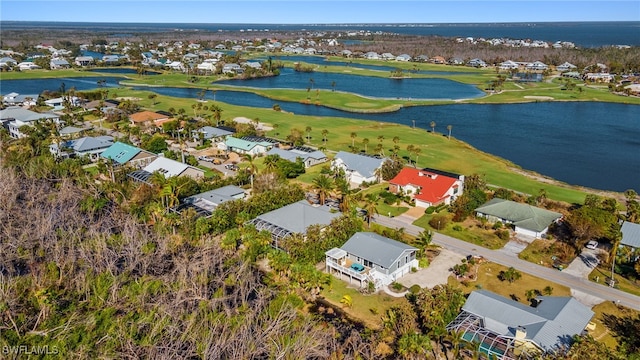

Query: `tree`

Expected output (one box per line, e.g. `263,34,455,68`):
331,81,336,92
305,126,312,143
499,267,522,284
430,121,436,134
363,194,379,225
380,158,404,181
148,93,158,105
321,129,329,145
362,138,369,153
350,132,357,147
312,175,334,205
340,294,353,308
141,134,168,154
543,285,553,295
447,124,453,140
242,153,256,190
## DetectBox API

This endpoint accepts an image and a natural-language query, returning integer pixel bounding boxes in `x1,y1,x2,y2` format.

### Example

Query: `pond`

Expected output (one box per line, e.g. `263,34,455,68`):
87,68,161,75
217,67,484,100
0,76,123,94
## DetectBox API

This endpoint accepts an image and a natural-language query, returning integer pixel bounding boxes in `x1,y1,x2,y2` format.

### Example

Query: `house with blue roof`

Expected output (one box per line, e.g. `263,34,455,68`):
224,136,273,155
100,141,157,168
447,290,594,359
331,151,387,185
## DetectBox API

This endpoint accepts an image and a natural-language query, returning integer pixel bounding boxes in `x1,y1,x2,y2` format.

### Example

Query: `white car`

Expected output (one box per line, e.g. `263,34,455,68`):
198,156,214,162
585,240,598,250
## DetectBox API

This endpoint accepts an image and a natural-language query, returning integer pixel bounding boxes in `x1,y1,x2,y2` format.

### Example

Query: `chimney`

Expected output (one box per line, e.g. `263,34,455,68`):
515,326,527,340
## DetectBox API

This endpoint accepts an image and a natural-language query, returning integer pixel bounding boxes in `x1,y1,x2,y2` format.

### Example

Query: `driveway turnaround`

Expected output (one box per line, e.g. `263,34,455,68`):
398,248,465,289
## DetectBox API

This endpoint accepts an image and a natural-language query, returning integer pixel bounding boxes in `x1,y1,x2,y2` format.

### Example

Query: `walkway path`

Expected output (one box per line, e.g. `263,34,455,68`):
372,214,640,311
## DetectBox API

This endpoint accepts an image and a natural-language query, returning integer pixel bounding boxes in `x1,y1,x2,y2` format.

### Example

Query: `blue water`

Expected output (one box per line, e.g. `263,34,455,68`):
2,77,638,192
217,67,483,100
0,76,123,94
261,55,464,75
3,21,638,47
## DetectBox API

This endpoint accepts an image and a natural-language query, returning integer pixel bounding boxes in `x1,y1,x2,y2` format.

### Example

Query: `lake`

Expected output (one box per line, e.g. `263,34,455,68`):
217,67,484,100
1,77,638,192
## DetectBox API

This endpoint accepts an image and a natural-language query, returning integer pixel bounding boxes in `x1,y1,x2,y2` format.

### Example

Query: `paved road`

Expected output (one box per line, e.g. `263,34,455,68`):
373,215,640,311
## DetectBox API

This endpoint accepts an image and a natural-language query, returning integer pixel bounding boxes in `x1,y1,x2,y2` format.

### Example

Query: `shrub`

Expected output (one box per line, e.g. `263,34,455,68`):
425,206,436,214
496,229,510,241
391,282,404,291
452,224,463,231
429,214,449,230
493,222,503,230
409,284,421,294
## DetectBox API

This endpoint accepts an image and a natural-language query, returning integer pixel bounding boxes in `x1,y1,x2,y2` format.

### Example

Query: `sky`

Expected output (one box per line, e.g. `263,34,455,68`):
1,0,639,24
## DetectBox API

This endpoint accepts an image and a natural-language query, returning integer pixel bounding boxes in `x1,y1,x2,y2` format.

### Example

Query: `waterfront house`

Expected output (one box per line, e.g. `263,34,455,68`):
266,146,327,168
447,290,594,359
499,60,520,70
74,56,94,67
1,93,38,107
247,200,340,249
556,62,577,72
325,232,419,289
467,58,487,68
331,151,386,185
525,61,549,71
50,58,70,69
389,167,464,208
475,198,562,239
396,54,412,62
620,220,640,252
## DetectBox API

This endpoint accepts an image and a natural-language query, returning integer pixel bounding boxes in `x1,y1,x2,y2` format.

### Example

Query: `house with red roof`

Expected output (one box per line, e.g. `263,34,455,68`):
389,167,464,208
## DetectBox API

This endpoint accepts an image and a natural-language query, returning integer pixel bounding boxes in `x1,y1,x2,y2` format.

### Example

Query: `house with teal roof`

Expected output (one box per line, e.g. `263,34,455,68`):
224,136,273,155
100,141,157,168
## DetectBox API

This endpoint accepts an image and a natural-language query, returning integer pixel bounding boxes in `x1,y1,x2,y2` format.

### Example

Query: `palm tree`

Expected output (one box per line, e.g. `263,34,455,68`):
305,126,312,143
362,138,369,153
263,155,279,173
430,121,436,134
340,294,353,308
210,104,223,126
242,153,256,190
377,135,385,155
363,194,379,225
447,125,453,140
312,175,334,205
406,144,415,165
350,132,357,147
321,129,329,145
609,228,623,286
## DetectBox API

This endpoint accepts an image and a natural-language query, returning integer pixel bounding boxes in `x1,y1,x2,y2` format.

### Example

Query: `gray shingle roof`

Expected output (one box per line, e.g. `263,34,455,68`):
266,147,326,163
340,232,417,269
334,151,386,178
68,136,113,152
462,290,593,353
252,200,340,234
198,126,232,139
475,198,562,232
621,221,640,248
0,106,58,122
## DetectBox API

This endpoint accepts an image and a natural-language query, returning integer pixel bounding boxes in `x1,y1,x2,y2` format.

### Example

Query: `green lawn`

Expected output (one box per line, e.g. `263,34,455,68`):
589,266,640,297
518,239,578,268
321,276,407,329
413,214,509,250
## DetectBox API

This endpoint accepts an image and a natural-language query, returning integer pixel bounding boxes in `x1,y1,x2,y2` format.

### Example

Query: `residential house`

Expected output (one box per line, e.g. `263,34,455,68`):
266,146,327,168
448,57,464,65
0,57,17,69
389,167,464,208
74,56,94,67
192,126,233,142
446,290,594,359
2,93,38,107
395,54,412,62
499,60,520,70
415,55,430,62
224,136,273,155
58,126,86,138
129,110,170,127
475,198,563,239
583,73,614,83
49,135,113,161
44,96,81,110
430,56,446,64
100,141,157,168
525,61,549,71
222,63,242,74
172,185,246,218
128,156,204,184
556,62,577,72
381,52,395,60
17,62,41,70
325,232,419,289
620,221,640,252
0,106,60,139
467,58,487,68
247,199,341,249
50,59,71,69
331,151,386,185
364,52,380,60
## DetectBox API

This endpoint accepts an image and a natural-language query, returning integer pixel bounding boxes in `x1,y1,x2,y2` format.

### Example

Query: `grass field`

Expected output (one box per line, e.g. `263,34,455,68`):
413,213,509,249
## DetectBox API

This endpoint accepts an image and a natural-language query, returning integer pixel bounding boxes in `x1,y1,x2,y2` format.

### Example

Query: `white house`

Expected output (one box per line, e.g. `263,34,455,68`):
325,232,419,289
499,60,519,70
525,61,548,71
331,151,386,185
224,136,273,155
0,106,60,139
17,62,41,71
475,198,563,239
49,135,114,161
556,62,577,72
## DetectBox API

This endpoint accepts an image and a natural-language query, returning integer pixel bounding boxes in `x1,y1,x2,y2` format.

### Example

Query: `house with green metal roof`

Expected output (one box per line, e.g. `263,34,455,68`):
224,136,273,155
447,290,594,359
475,198,562,239
100,141,157,168
325,232,418,289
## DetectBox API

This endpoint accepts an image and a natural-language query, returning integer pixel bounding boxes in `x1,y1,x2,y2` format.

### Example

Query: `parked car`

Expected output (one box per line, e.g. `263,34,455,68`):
586,240,599,250
224,164,239,171
198,156,214,162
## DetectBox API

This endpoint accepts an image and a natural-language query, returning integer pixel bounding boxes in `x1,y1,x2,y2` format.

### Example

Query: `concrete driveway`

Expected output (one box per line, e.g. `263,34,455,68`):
398,248,465,289
563,248,602,278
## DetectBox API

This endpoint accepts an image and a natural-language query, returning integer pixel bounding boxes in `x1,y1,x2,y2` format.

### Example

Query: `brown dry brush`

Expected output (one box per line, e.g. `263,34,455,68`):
0,166,376,359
